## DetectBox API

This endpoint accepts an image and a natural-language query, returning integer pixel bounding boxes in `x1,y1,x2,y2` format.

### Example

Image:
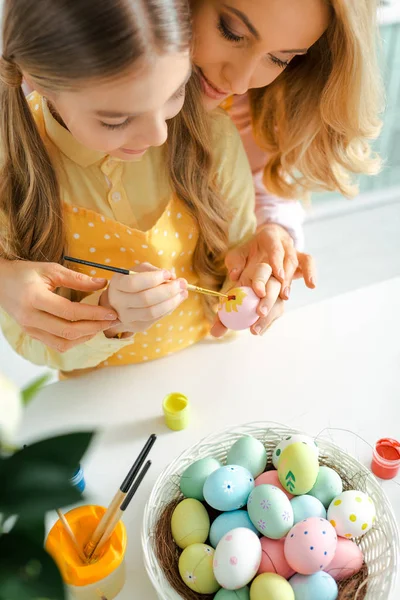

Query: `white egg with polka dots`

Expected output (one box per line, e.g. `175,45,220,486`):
272,434,319,468
213,527,262,591
327,490,376,539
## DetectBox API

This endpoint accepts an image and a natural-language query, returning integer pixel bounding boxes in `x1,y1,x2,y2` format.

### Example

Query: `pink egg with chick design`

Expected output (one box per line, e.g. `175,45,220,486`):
218,287,259,331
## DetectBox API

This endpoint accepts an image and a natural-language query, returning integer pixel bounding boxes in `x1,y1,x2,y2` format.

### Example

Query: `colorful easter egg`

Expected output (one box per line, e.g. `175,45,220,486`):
203,465,254,511
213,528,262,590
284,517,337,574
250,573,295,600
218,287,259,331
255,470,293,500
214,587,250,600
178,543,220,594
248,484,294,539
272,434,319,468
258,537,295,579
289,572,338,600
210,510,259,548
327,491,376,539
180,457,222,501
309,467,343,508
291,495,327,524
227,436,267,478
278,442,319,495
325,537,364,581
171,499,210,549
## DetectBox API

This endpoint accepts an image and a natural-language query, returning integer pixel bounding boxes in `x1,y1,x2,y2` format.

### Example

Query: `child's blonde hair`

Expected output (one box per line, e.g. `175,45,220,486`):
249,0,384,199
0,0,228,306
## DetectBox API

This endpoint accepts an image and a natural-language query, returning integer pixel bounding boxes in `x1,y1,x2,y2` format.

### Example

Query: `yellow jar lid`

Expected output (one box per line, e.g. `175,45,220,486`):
46,505,127,586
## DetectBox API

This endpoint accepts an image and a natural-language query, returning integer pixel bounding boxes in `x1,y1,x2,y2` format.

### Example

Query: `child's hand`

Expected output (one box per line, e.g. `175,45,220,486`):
99,263,188,337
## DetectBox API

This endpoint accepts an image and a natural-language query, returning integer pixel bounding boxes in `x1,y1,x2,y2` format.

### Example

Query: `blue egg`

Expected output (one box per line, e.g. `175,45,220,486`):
291,495,327,524
289,572,338,600
203,465,254,511
209,510,259,548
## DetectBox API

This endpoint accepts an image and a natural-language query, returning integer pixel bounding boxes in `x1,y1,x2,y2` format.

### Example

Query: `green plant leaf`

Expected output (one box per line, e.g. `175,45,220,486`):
21,374,53,406
0,532,65,600
12,515,46,547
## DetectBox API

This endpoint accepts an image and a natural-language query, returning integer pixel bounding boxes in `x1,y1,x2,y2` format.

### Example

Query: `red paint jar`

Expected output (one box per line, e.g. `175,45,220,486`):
371,438,400,480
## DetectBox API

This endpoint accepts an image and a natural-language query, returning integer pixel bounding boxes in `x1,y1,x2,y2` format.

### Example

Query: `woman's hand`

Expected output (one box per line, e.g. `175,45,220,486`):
211,276,284,338
226,223,316,301
0,259,119,352
99,263,188,338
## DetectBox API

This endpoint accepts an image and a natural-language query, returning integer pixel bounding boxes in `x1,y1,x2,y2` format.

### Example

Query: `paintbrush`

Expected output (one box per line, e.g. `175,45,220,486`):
84,434,156,559
63,256,230,300
89,460,152,563
56,509,87,563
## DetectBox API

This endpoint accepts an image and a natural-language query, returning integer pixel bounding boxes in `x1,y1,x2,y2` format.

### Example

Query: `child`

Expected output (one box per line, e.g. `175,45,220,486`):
0,0,259,375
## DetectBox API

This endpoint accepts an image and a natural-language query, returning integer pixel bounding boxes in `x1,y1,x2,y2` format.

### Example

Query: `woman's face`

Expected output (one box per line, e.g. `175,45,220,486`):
32,52,190,161
192,0,330,109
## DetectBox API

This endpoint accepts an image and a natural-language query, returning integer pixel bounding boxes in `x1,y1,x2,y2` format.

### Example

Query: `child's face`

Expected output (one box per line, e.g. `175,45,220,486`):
43,52,190,160
191,0,330,110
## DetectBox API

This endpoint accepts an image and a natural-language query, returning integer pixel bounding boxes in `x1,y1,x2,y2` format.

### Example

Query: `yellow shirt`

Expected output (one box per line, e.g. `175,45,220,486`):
0,92,256,373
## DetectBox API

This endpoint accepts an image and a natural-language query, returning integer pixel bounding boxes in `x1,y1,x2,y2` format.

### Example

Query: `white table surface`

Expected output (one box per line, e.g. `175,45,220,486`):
19,277,400,599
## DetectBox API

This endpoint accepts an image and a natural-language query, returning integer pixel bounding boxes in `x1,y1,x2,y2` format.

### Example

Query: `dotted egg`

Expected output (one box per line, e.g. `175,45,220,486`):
272,434,319,469
284,517,337,575
327,490,376,539
218,287,259,331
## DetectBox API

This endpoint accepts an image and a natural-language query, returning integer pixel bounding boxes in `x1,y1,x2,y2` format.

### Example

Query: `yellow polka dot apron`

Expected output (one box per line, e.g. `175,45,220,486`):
64,198,210,368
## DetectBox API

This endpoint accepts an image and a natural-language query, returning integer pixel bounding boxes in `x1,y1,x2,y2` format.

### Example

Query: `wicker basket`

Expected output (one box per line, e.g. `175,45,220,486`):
142,422,399,600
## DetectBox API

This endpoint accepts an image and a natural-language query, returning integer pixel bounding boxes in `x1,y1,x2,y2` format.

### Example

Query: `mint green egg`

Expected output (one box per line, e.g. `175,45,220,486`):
227,436,267,478
178,543,220,594
180,457,221,501
215,587,250,599
309,466,343,508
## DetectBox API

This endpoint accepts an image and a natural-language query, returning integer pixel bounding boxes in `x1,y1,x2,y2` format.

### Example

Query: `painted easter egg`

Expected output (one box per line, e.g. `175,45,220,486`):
272,434,319,468
325,537,364,581
203,465,254,511
284,517,337,575
210,510,259,548
327,490,376,538
250,573,295,600
227,436,267,478
291,495,327,524
213,528,262,590
248,484,293,539
171,499,210,549
255,470,293,500
278,442,319,495
289,572,338,600
258,537,295,579
218,287,259,331
214,587,250,600
178,543,220,594
309,467,343,508
180,457,222,501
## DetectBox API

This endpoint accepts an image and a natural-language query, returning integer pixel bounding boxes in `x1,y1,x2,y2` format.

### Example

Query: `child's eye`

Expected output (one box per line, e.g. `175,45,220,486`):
269,55,290,69
101,119,131,130
172,84,186,100
217,16,243,43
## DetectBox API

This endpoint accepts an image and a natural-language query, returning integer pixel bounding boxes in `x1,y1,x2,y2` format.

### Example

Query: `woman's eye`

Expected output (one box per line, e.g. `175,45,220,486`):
217,16,243,43
100,119,130,130
269,55,290,69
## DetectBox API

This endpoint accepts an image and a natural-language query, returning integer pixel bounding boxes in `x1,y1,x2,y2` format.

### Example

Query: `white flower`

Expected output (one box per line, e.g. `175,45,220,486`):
0,373,22,446
223,480,235,494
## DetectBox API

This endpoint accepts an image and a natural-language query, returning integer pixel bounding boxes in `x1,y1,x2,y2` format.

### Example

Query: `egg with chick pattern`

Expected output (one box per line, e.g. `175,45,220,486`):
218,287,259,331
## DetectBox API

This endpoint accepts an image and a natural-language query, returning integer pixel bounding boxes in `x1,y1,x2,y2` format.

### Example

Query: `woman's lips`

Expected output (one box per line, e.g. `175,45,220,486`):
199,69,229,101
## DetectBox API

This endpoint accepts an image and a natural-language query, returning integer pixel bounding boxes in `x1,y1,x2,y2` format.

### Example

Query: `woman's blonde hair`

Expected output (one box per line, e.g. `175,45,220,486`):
249,0,384,199
0,0,228,308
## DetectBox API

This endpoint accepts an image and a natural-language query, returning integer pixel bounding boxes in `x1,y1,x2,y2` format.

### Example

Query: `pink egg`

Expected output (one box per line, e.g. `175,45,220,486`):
325,538,364,581
255,471,293,500
258,537,295,580
284,517,337,575
218,286,259,331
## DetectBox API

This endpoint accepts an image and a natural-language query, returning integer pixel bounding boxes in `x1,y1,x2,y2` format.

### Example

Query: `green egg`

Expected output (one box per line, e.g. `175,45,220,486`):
227,436,267,478
309,466,343,508
278,442,319,496
171,499,210,549
250,574,294,600
215,587,250,599
180,457,221,501
178,543,220,594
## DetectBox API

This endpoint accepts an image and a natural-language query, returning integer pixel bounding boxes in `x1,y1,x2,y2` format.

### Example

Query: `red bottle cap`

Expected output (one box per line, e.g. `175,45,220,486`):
371,438,400,480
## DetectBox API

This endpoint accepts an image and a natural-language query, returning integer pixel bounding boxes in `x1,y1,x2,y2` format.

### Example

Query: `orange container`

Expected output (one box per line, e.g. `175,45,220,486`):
46,505,127,599
371,438,400,480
